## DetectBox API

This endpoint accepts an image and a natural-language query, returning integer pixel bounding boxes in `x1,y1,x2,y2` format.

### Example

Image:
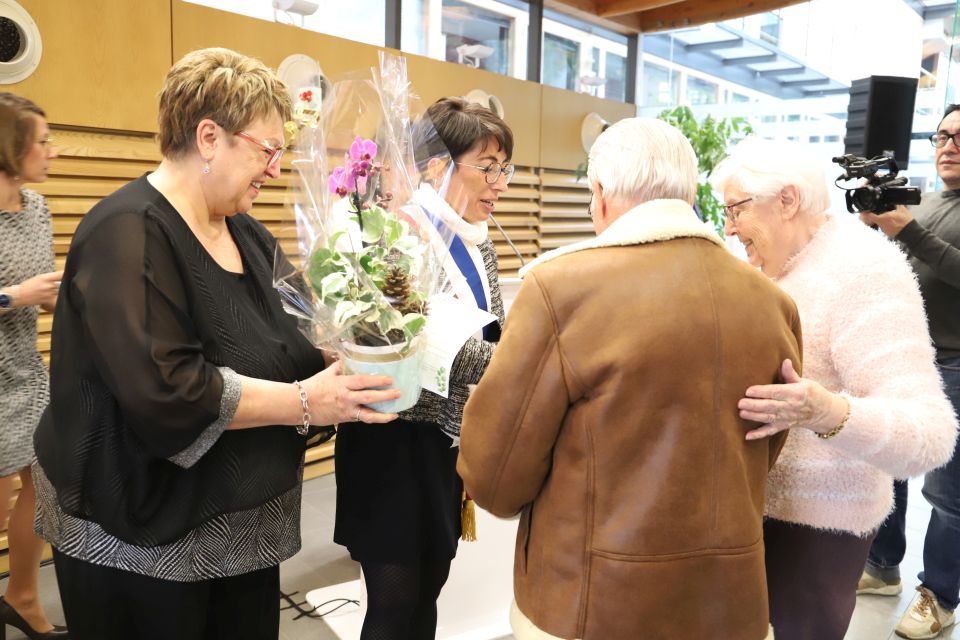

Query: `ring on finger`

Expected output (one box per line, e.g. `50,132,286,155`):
355,407,362,422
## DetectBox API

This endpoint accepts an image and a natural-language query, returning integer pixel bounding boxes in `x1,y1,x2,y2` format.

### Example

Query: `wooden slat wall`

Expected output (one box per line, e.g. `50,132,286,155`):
488,168,541,276
540,169,593,250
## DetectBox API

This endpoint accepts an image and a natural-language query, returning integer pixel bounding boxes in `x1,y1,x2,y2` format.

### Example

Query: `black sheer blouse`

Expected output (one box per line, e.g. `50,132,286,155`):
35,175,330,547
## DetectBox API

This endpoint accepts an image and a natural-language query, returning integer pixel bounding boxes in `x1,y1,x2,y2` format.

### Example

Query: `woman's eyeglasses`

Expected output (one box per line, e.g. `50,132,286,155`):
456,161,516,184
235,131,285,166
723,197,754,224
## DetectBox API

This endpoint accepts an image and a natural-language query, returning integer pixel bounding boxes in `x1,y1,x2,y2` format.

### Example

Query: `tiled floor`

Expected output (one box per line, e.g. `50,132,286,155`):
2,475,955,640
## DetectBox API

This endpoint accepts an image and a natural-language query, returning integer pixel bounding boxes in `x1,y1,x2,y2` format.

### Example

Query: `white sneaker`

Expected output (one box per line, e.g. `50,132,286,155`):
857,570,903,596
895,586,956,639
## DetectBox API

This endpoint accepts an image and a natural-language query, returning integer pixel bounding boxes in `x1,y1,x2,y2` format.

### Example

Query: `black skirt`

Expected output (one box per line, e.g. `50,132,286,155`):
333,419,463,563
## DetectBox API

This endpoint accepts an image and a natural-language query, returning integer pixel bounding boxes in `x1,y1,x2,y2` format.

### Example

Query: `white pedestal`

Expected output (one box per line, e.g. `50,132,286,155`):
305,507,518,639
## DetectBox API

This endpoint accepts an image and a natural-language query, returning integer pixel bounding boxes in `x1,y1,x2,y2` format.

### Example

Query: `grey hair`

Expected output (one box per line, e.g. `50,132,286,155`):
587,117,698,207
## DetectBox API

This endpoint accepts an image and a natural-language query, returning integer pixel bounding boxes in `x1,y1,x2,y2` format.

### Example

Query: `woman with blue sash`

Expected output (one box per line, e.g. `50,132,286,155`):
333,97,515,640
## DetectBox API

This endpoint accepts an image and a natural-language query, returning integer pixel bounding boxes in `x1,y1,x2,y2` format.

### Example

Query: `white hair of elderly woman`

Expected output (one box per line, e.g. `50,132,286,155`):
713,137,832,217
587,117,698,207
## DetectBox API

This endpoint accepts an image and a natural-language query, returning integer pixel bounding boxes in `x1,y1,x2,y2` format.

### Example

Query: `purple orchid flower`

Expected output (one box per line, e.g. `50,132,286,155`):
328,165,355,197
350,136,377,164
329,137,378,199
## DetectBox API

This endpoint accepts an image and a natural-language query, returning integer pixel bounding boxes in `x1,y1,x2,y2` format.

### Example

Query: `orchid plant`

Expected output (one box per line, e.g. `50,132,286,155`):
307,136,428,349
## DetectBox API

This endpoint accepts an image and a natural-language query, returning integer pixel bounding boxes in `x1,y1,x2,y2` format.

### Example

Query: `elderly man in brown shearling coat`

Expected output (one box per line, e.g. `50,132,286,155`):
457,117,801,640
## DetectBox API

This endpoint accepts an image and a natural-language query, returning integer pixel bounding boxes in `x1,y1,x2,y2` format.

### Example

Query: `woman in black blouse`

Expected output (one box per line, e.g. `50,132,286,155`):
32,48,399,640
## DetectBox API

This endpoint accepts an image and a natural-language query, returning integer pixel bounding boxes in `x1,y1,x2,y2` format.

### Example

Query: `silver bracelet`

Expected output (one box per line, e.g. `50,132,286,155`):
292,380,311,436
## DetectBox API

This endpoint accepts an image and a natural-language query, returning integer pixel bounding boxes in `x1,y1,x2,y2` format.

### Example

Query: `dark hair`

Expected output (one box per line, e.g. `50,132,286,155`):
938,104,960,130
0,92,45,176
426,97,513,162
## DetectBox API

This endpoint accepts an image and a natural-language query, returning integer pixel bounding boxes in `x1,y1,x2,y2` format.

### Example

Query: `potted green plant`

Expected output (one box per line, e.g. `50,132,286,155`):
306,136,431,412
657,105,752,234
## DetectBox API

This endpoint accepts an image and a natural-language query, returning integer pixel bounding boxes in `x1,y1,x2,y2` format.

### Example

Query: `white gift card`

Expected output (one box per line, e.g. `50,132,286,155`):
420,293,497,398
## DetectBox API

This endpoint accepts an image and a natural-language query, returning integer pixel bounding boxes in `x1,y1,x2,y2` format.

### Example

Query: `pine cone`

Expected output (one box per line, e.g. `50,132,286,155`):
382,265,410,301
381,265,423,316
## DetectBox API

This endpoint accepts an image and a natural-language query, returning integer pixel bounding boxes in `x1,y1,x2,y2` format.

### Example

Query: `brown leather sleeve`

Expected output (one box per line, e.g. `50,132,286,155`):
457,272,572,518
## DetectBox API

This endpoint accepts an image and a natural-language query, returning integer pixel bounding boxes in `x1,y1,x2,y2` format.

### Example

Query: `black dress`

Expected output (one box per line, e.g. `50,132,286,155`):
334,419,463,562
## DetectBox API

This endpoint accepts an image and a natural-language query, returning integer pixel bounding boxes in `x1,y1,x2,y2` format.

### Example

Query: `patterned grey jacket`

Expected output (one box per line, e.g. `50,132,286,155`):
400,238,504,438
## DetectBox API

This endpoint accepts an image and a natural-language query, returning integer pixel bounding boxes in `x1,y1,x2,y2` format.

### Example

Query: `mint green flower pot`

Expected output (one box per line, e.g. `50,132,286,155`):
341,339,423,413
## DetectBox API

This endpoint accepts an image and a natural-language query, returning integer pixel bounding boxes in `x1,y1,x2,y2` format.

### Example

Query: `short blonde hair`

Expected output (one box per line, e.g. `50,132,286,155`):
587,117,697,206
713,137,831,217
157,47,292,158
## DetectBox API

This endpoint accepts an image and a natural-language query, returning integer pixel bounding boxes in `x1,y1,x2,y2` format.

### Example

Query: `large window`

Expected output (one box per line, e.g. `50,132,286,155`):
441,1,514,76
758,11,782,45
402,0,528,80
184,0,386,47
541,9,629,101
687,76,719,105
605,52,627,102
642,62,679,107
543,33,579,91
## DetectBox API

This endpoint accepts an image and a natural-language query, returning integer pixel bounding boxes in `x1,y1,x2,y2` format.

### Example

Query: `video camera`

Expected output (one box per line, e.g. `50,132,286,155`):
832,154,921,214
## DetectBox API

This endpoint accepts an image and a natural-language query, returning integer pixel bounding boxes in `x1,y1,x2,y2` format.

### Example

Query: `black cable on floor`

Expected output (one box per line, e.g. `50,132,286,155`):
280,589,360,621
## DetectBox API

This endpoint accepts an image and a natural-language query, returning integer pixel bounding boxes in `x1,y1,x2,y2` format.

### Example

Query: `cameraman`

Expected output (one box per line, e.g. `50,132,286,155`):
858,104,960,640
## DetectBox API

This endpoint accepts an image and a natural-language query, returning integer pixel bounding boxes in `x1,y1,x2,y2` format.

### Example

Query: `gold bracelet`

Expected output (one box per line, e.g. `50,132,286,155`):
817,398,851,440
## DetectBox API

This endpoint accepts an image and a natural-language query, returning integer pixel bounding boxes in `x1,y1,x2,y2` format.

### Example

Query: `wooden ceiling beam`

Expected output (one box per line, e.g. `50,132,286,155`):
543,0,641,34
638,0,808,32
596,0,684,19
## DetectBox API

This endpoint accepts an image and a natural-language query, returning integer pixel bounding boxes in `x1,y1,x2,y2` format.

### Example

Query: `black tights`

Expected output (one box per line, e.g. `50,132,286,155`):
359,559,453,640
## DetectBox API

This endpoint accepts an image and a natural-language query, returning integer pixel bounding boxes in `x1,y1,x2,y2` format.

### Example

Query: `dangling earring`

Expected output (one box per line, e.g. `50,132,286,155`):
203,162,210,175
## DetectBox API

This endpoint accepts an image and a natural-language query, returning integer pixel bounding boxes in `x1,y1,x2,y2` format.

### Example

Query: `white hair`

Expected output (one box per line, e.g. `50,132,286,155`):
587,117,697,206
712,136,831,217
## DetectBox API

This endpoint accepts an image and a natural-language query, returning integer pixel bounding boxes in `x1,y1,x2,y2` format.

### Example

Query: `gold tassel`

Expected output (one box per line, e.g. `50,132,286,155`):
461,491,477,542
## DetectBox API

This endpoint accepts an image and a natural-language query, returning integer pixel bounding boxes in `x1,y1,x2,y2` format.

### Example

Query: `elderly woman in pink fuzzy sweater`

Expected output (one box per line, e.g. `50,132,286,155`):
714,138,959,640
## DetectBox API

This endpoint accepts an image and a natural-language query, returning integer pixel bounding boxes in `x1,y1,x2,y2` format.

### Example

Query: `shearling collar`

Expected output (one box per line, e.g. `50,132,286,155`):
519,199,722,278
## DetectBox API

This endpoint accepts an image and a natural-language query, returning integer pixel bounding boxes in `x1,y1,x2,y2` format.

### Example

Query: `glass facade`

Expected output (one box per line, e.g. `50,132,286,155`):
188,0,633,103
183,0,387,47
639,0,960,205
687,76,719,105
540,10,629,100
441,1,515,76
642,62,679,107
543,32,579,91
401,0,529,81
605,52,627,102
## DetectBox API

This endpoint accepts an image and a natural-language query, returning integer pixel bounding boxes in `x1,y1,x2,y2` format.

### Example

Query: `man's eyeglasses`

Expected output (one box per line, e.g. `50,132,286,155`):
456,161,516,184
930,132,960,149
235,131,285,166
723,197,754,224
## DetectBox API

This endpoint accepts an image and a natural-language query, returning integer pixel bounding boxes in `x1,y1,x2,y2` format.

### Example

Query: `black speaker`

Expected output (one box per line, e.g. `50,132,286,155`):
843,75,918,169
